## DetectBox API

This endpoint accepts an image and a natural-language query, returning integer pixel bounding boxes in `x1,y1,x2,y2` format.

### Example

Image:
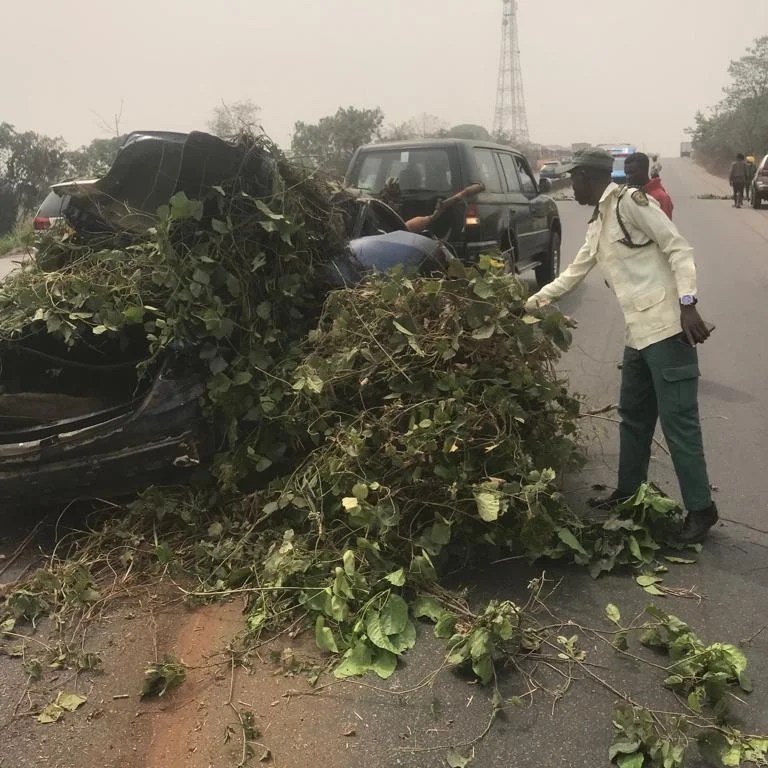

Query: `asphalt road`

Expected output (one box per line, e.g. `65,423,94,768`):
344,159,768,768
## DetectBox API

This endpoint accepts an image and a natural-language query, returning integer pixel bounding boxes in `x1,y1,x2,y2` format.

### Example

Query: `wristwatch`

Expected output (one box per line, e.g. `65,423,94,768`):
680,295,697,307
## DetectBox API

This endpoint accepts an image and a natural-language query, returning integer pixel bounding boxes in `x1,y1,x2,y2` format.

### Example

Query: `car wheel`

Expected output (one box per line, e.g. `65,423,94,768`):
535,230,560,288
752,193,762,209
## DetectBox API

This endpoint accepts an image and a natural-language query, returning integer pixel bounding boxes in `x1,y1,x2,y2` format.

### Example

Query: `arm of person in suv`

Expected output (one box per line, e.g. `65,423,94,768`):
525,238,596,309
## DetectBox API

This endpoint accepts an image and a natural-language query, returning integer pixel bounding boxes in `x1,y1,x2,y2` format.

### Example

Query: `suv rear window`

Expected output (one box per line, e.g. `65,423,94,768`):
37,191,68,217
350,148,454,193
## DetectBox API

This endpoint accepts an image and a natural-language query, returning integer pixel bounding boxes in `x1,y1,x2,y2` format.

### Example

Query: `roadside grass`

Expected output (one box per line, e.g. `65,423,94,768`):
0,219,34,257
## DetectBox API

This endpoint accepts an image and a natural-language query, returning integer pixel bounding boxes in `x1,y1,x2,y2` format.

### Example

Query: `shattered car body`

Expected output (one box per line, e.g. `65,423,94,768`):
1,131,447,510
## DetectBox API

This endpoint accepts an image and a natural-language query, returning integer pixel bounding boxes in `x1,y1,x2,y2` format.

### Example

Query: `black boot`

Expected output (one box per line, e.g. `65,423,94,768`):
678,503,719,545
588,490,632,510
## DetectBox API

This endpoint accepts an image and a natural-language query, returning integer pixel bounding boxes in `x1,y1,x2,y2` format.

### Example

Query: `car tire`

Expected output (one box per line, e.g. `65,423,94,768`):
752,193,762,209
535,230,560,288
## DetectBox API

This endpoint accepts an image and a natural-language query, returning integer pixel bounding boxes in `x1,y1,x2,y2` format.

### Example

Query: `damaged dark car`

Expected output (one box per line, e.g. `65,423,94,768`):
0,131,448,510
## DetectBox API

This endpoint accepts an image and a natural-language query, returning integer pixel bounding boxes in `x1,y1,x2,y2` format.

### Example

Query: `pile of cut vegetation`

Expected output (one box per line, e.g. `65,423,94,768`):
0,138,681,683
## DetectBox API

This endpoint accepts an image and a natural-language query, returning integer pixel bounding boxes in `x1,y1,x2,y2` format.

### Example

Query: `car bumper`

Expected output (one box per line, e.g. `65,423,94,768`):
0,371,215,509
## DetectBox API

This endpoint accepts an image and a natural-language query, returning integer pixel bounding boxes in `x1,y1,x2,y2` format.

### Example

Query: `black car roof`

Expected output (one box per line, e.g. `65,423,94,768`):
356,138,522,153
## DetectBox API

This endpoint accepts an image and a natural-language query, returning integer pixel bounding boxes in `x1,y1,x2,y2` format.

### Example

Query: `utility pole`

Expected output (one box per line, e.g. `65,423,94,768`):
492,0,529,145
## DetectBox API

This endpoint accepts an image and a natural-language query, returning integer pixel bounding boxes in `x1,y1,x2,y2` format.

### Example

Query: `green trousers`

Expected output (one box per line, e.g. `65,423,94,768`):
617,336,712,511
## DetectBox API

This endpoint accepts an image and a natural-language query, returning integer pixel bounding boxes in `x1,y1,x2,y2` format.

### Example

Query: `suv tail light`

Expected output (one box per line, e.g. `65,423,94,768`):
465,204,480,227
33,216,51,231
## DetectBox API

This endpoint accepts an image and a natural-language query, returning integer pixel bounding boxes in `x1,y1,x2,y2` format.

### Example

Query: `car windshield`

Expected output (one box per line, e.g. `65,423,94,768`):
37,191,68,217
350,148,454,193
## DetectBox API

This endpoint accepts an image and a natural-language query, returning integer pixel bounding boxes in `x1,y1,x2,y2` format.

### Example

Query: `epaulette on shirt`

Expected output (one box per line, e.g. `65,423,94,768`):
615,185,652,249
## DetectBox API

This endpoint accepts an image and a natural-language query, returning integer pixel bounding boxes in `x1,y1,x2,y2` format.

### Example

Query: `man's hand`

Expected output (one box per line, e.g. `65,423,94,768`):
680,305,711,345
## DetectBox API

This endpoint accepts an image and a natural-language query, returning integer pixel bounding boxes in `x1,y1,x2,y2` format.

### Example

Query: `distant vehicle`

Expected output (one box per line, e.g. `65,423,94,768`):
596,144,638,184
539,161,565,181
680,142,693,158
346,138,562,287
750,154,768,209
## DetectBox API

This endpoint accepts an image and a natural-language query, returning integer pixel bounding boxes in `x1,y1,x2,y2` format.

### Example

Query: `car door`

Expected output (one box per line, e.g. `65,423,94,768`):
514,154,550,253
496,151,535,264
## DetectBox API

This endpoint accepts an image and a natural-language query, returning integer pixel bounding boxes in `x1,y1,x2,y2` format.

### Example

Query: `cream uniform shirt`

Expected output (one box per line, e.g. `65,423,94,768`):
526,183,697,350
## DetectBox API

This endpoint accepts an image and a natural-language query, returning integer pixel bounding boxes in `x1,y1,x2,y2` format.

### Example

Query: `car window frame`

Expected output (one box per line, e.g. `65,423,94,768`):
514,155,538,198
496,152,522,193
471,147,505,194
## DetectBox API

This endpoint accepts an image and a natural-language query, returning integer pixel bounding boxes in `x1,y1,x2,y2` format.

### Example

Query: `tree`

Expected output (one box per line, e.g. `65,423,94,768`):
0,123,70,232
208,99,262,139
291,107,384,177
67,136,123,178
444,124,492,141
691,37,768,172
383,114,448,141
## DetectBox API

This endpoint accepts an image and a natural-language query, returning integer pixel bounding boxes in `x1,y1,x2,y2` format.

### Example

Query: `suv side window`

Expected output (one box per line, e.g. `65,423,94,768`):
515,156,537,196
497,153,521,193
472,148,503,193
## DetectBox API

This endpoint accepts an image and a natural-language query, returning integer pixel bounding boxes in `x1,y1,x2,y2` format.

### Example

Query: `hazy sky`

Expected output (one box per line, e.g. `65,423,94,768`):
4,0,767,156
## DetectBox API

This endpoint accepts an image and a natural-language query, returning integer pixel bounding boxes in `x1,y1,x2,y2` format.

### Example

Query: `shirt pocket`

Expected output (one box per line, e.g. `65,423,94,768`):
632,285,666,311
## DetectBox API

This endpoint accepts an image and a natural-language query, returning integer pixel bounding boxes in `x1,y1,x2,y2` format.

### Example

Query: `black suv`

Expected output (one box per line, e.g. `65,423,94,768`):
346,139,561,286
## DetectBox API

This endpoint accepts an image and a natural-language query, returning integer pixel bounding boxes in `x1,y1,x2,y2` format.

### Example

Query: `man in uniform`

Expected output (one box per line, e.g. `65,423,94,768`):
625,152,673,219
526,148,718,545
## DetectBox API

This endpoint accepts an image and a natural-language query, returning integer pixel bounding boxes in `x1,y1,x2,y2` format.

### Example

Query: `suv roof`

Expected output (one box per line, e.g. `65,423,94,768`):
358,138,524,153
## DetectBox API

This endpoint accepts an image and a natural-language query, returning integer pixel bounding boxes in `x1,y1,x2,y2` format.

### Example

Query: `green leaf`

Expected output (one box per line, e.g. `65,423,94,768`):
92,324,108,335
605,603,621,624
411,596,444,622
365,613,399,654
635,574,662,587
434,612,458,638
351,482,369,500
37,703,64,723
473,486,501,522
383,568,406,587
557,528,588,557
334,642,372,679
314,616,339,654
608,740,642,761
56,692,87,712
616,753,644,768
380,594,409,636
392,320,414,336
627,535,643,561
663,555,697,564
370,648,397,679
446,748,474,767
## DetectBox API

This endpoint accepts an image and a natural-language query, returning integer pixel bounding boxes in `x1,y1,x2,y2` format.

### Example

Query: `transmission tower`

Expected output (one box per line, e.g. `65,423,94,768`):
492,0,529,144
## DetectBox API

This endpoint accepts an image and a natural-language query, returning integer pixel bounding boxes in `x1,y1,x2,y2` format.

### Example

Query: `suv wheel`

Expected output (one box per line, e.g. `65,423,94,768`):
752,193,762,209
535,230,560,288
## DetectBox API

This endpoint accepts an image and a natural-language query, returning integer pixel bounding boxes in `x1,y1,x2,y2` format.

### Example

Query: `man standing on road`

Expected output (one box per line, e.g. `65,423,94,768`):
526,148,719,545
745,155,757,204
625,153,673,218
730,153,748,208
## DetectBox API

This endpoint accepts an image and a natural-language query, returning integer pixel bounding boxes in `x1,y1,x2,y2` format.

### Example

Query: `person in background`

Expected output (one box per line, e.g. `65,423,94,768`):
745,155,757,204
729,153,747,208
625,152,673,219
650,154,662,178
526,147,718,545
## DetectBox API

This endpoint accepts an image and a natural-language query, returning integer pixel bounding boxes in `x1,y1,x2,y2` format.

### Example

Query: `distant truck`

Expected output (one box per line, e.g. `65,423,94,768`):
680,141,693,158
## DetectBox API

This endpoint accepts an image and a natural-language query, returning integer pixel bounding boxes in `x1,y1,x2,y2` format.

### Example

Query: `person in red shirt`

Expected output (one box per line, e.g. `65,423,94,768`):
625,153,674,219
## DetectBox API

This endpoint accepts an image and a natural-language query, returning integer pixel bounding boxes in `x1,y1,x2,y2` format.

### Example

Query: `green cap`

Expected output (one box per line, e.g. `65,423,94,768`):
560,148,615,173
